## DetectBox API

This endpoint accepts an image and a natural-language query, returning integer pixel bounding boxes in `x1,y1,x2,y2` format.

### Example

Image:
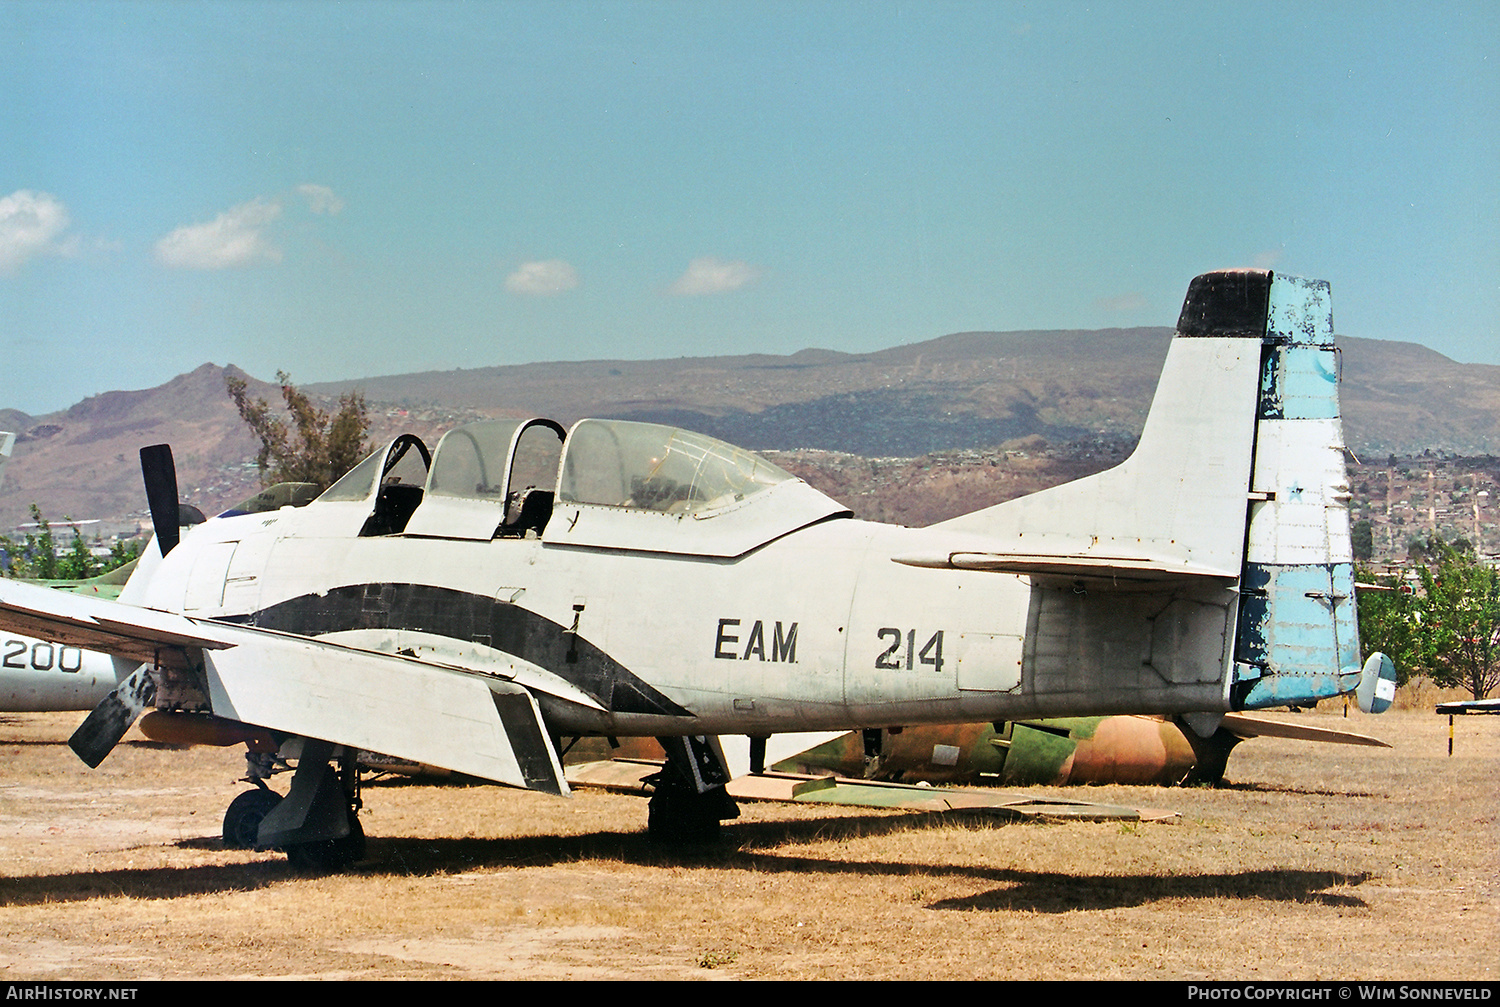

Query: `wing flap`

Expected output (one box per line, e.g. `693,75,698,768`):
203,633,568,795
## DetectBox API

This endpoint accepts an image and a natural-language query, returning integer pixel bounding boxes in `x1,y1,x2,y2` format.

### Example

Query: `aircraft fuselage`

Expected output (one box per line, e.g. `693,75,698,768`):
131,499,1234,739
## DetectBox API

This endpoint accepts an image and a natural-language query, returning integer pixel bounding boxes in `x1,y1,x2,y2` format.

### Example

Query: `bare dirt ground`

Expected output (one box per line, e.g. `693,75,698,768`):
0,707,1494,981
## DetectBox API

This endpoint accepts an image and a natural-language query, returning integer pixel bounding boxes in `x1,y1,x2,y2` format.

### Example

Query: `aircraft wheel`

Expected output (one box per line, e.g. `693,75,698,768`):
647,790,722,845
285,814,366,872
222,788,283,850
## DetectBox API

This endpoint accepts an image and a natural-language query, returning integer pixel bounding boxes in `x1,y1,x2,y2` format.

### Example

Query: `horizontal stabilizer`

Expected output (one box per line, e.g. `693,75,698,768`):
1435,699,1500,715
891,548,1238,583
1218,712,1390,748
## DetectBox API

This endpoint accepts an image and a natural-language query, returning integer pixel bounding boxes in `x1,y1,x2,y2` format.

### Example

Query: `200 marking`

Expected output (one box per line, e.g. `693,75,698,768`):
2,639,84,673
875,628,944,672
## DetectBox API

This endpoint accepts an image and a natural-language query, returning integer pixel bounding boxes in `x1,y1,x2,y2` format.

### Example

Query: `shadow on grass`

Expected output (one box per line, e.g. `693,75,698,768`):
921,867,1370,911
0,809,1368,912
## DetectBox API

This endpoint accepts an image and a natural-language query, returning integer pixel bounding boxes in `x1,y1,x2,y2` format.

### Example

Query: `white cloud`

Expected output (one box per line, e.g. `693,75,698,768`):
155,198,284,269
0,190,71,273
1252,249,1284,270
505,259,580,296
1095,291,1147,313
668,256,760,295
297,184,344,215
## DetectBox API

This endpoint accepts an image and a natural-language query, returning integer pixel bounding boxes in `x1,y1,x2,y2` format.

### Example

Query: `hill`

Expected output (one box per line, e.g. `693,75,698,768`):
2,330,1496,530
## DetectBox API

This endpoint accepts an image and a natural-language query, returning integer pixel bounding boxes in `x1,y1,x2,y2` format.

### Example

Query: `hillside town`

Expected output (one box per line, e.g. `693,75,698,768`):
1350,452,1500,565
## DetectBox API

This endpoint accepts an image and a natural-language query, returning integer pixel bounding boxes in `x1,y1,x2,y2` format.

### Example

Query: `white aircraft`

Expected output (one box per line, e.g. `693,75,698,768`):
0,270,1396,869
0,633,119,712
0,432,120,709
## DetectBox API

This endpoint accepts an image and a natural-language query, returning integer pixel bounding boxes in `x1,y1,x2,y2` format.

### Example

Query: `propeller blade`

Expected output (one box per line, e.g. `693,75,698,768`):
140,443,181,557
69,663,156,769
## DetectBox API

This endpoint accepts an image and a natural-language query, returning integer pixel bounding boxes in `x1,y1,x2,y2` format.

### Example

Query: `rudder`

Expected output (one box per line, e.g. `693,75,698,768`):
1230,274,1363,709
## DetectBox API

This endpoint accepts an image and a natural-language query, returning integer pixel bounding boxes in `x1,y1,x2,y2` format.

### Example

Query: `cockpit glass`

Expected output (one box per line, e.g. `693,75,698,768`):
229,482,322,513
317,448,383,502
558,420,792,513
382,437,430,488
426,421,524,499
510,423,564,496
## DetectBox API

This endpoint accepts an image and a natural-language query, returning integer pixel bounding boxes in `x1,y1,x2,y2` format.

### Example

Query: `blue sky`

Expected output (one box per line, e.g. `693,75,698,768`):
2,1,1495,414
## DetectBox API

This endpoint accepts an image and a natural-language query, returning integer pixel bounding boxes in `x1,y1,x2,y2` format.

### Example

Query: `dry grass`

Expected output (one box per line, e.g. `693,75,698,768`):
0,708,1494,980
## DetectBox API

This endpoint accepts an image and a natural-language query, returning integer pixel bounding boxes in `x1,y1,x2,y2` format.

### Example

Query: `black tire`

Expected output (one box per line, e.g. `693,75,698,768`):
285,814,366,872
222,788,283,850
647,790,722,845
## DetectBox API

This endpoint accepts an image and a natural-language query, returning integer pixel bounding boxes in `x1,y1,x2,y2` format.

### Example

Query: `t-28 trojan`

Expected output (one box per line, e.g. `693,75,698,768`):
0,270,1395,868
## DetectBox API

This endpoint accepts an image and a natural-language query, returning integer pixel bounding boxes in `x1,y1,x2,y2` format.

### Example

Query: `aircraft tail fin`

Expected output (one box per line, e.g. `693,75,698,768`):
937,271,1276,574
0,431,14,493
936,270,1374,712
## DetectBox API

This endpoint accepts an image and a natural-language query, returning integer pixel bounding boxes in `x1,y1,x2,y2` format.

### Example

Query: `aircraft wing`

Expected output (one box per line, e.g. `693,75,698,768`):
200,629,569,795
0,579,569,795
1218,712,1391,747
0,577,233,665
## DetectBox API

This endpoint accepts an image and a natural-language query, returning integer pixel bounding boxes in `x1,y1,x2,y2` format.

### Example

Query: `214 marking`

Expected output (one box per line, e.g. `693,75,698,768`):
875,628,944,672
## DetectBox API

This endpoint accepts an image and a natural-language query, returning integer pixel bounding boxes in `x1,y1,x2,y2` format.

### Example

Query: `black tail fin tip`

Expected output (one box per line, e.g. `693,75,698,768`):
1176,269,1273,339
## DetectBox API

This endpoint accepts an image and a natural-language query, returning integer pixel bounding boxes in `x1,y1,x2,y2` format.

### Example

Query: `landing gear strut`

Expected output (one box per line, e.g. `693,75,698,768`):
645,735,739,844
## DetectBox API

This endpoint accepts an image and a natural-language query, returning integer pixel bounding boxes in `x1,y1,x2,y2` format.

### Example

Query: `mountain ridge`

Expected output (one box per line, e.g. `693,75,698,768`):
2,329,1494,528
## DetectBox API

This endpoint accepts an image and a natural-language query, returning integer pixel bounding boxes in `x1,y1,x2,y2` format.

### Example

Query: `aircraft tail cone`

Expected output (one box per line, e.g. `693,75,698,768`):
1355,653,1397,714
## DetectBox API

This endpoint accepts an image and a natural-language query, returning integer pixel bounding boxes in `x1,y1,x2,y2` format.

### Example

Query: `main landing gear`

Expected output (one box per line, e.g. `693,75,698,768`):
222,738,366,871
645,735,739,844
222,787,283,850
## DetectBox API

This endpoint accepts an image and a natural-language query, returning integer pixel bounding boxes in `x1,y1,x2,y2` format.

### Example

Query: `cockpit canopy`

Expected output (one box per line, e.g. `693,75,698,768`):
313,416,848,556
557,419,794,514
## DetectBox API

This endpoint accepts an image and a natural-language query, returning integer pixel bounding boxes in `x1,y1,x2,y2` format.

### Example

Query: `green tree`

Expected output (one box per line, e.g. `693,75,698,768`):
1416,543,1500,700
57,525,98,580
12,504,59,579
1351,520,1374,561
227,371,371,490
107,538,142,570
1356,565,1428,687
0,505,138,580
